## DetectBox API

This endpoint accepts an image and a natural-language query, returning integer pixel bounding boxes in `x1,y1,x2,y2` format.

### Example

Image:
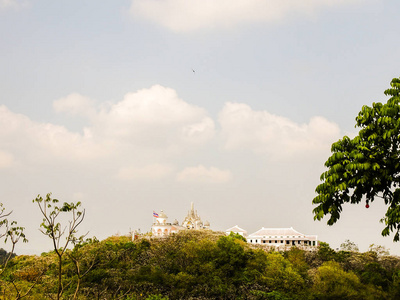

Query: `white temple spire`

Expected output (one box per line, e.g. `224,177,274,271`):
182,202,209,230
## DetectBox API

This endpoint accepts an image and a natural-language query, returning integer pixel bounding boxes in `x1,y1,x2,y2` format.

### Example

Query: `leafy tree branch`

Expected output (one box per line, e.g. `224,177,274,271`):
313,76,400,241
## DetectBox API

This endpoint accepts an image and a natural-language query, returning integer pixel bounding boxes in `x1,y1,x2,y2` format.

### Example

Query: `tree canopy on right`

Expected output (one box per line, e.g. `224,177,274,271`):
313,77,400,241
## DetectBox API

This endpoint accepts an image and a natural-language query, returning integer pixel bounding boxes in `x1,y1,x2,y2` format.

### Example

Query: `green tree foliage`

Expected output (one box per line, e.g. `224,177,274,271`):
284,247,309,278
368,244,390,257
0,195,399,299
340,239,359,252
0,249,15,266
33,193,85,300
1,231,400,299
0,203,34,300
311,261,364,299
1,254,49,299
262,252,305,295
0,203,25,271
316,242,336,263
0,197,399,299
313,77,400,241
64,237,99,300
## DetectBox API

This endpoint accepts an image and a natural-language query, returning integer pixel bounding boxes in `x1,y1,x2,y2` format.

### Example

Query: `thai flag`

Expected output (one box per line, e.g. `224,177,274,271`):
153,211,159,218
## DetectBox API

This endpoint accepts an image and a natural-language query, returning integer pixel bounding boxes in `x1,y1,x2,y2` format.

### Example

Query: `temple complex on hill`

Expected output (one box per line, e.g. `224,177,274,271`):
151,205,317,250
151,203,210,237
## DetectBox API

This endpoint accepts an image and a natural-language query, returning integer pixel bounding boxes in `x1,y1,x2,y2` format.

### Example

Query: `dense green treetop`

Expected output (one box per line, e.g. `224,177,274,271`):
2,231,400,300
313,77,400,241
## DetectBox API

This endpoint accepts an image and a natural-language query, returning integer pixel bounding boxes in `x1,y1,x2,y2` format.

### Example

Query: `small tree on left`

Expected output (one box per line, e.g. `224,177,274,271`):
0,203,41,300
33,193,86,300
0,203,17,271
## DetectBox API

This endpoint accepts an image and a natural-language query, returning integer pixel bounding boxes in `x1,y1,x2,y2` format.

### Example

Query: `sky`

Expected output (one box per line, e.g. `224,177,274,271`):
1,0,400,255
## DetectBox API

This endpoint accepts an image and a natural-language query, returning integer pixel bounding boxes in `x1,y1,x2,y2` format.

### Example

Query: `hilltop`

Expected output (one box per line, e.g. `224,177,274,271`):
1,230,400,299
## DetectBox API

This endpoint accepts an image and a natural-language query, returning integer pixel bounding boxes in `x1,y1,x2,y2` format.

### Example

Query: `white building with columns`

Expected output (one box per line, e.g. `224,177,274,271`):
226,226,318,250
247,227,317,250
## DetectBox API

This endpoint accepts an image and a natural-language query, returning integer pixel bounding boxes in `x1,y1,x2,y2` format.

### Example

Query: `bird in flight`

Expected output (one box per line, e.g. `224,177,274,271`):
192,69,195,74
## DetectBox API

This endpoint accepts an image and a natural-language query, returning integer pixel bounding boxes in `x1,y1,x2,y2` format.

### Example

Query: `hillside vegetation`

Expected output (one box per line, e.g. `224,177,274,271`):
1,230,400,299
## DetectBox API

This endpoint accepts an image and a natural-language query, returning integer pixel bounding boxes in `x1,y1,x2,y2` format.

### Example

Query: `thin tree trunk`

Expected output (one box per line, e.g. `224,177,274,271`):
73,278,80,300
57,255,62,300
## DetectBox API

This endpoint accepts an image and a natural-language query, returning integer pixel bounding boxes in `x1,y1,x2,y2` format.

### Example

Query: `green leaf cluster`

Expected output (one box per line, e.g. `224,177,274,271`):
313,77,400,241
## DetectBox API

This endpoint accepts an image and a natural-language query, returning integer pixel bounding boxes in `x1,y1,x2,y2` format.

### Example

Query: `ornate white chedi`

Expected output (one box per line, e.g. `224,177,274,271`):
182,202,210,230
151,203,210,237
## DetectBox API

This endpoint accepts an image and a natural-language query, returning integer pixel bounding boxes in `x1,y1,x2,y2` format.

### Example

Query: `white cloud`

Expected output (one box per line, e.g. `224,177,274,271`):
0,150,14,168
100,85,206,125
92,85,215,150
0,0,28,10
0,105,106,163
0,85,216,174
53,93,96,117
177,165,232,183
181,117,215,145
117,164,174,180
219,102,340,159
129,0,361,32
0,87,341,183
